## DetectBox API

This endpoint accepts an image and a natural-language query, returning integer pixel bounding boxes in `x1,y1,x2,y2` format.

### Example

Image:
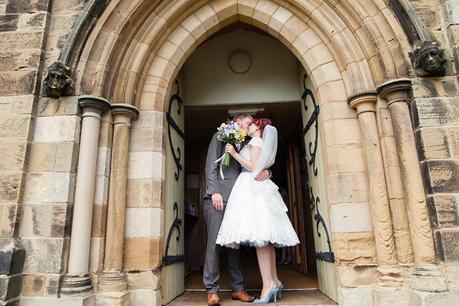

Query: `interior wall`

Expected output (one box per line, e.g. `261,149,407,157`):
183,27,299,106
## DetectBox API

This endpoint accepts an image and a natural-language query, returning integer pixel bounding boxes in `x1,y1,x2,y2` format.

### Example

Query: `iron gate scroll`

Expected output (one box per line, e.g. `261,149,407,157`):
301,74,334,263
164,80,185,266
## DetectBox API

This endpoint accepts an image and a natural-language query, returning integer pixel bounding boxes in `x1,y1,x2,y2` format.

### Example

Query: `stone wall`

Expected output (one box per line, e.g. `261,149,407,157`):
410,0,459,301
0,0,89,304
0,0,52,304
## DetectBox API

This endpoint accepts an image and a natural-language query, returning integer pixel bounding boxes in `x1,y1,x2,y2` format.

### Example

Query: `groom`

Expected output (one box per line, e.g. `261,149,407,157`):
203,113,270,306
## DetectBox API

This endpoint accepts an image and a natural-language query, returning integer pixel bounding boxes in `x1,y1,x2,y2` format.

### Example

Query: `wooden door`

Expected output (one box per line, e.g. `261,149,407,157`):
286,140,309,275
300,73,338,301
162,80,185,304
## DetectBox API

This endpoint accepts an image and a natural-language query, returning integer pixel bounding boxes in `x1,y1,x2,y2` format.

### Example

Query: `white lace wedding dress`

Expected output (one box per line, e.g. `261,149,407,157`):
216,137,300,249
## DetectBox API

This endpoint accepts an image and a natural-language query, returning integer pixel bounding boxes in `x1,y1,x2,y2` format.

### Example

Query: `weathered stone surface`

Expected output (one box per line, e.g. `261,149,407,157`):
409,290,458,306
412,97,459,128
415,128,450,160
0,12,46,32
427,194,459,228
0,115,31,139
0,142,26,173
0,239,25,275
20,295,96,305
89,237,104,274
23,172,73,204
126,179,162,208
127,152,163,180
19,204,68,238
332,232,377,264
0,274,22,301
0,204,16,237
447,127,459,158
36,96,79,117
422,160,459,193
21,274,61,297
126,271,160,290
0,95,34,115
125,208,162,238
374,287,410,306
338,286,373,306
330,202,373,233
337,265,378,287
327,172,369,204
91,204,107,237
5,0,50,13
0,174,21,204
22,238,67,274
51,0,86,12
434,229,459,263
0,32,43,53
124,238,162,270
0,14,18,31
0,50,40,71
33,116,79,143
129,289,161,306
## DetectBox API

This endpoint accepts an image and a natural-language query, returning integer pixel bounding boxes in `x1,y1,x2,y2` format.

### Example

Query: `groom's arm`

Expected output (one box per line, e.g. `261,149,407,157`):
205,132,221,196
206,133,225,211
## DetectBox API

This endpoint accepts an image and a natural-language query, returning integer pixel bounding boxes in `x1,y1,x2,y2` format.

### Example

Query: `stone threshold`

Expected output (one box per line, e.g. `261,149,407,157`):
167,289,337,305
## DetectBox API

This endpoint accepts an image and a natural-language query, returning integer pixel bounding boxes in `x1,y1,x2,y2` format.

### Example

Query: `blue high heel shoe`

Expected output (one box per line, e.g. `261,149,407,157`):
275,281,284,299
252,286,279,304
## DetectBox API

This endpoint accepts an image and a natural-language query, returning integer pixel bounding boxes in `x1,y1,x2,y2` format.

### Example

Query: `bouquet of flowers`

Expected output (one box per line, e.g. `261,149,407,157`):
215,121,247,166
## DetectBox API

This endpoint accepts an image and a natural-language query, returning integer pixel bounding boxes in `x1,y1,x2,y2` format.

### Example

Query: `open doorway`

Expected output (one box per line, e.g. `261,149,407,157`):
164,21,337,305
183,101,318,292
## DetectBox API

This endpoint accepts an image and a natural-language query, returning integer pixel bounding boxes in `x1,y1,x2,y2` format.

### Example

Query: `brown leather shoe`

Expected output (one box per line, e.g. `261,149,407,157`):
207,293,220,306
231,290,256,302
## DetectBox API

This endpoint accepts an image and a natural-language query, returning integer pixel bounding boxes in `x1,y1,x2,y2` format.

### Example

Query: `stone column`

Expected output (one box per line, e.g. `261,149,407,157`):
98,104,139,294
377,79,436,266
348,93,398,272
61,96,110,295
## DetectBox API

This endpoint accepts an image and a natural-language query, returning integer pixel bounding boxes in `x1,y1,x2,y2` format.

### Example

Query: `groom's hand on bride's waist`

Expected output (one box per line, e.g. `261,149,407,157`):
255,169,271,181
211,193,224,211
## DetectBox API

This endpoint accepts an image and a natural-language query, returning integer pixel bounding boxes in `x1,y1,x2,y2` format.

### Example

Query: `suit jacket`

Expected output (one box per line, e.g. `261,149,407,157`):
204,132,241,202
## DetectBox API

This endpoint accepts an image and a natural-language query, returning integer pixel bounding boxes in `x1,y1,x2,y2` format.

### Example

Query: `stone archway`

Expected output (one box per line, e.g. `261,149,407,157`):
61,1,443,305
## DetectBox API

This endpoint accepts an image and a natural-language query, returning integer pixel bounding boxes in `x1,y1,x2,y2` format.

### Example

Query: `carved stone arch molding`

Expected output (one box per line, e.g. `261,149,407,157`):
65,0,424,104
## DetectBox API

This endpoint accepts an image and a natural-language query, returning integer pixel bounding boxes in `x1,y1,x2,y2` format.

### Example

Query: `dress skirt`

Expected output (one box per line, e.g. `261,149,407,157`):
216,172,300,249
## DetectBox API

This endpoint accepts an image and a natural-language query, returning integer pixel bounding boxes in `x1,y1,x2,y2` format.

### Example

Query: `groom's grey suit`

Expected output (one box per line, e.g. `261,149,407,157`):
203,132,244,294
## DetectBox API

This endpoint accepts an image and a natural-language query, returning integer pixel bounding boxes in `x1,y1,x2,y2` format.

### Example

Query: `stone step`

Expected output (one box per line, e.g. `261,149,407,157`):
167,289,337,305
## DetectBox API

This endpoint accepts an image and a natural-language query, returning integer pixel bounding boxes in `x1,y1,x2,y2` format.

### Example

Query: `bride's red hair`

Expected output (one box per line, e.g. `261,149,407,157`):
253,118,272,136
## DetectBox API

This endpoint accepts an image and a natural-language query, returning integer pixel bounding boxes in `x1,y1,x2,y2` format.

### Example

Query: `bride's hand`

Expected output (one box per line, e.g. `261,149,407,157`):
225,144,236,155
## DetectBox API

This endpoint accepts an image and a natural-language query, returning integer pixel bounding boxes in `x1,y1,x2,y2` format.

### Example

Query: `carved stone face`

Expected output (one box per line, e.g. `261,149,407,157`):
44,62,73,98
412,41,447,77
419,47,444,73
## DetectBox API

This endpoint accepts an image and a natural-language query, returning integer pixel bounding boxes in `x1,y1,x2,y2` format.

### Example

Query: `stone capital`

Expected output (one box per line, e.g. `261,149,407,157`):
78,95,111,115
377,78,412,105
347,92,377,115
111,104,139,125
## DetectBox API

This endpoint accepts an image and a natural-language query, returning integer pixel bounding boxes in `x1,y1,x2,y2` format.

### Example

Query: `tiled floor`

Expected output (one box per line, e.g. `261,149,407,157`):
169,254,336,305
185,255,318,290
167,290,337,305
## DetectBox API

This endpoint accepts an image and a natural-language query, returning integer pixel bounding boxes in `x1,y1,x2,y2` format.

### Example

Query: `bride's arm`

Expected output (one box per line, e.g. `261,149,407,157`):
225,144,261,172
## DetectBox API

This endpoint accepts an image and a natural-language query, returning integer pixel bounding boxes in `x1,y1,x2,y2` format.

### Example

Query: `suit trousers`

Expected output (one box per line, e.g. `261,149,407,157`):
203,198,244,293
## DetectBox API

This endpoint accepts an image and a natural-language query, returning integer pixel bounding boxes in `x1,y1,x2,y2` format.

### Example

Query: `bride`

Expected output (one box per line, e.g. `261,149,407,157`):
215,118,300,304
